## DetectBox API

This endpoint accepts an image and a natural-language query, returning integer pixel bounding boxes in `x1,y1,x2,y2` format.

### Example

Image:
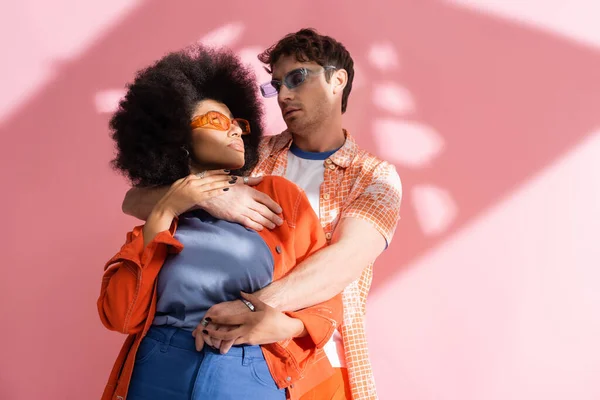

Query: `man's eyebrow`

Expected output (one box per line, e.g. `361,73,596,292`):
271,69,293,81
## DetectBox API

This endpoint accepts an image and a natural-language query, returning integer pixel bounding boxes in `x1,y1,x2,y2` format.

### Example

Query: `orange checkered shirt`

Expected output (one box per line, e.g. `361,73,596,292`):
252,130,402,400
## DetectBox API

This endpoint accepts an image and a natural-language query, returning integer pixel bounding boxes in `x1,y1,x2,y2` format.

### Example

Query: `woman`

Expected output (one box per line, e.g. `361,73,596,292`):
98,45,342,400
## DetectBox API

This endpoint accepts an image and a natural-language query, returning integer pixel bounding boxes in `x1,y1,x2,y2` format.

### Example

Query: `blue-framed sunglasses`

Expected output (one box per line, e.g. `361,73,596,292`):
260,66,337,98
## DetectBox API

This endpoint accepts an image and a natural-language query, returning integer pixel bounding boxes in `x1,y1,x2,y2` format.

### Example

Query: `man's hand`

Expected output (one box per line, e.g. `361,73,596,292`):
154,172,235,218
192,323,240,353
203,298,251,322
198,177,284,231
192,299,250,353
195,293,305,354
123,170,231,220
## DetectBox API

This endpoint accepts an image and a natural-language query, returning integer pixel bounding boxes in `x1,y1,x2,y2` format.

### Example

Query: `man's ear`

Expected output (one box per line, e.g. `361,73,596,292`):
332,69,348,95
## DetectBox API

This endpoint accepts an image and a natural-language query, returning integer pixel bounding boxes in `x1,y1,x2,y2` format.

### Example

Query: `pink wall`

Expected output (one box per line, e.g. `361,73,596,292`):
2,1,599,399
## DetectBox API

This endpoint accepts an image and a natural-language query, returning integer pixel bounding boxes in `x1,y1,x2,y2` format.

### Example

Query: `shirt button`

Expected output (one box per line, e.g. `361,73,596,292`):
325,158,333,164
328,164,336,170
275,245,282,254
286,376,292,382
325,232,332,240
323,193,330,200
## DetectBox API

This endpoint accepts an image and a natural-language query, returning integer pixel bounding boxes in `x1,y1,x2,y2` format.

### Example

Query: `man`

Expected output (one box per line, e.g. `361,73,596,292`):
123,29,402,399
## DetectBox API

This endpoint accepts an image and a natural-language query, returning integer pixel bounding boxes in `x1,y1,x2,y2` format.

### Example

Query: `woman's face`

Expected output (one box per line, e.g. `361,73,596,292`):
188,99,246,173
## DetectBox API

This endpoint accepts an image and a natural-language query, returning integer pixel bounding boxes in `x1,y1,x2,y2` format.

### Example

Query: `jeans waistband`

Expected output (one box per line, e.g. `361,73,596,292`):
145,325,265,359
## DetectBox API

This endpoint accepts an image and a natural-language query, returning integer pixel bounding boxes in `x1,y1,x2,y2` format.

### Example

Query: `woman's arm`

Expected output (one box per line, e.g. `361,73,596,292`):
99,174,232,333
97,222,182,334
122,171,282,231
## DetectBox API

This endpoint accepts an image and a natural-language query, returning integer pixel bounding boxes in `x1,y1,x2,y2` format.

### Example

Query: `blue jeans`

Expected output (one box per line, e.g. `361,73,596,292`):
127,326,286,400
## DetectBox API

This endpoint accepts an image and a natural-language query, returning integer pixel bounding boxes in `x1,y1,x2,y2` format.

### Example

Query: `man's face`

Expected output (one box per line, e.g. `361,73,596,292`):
271,55,334,134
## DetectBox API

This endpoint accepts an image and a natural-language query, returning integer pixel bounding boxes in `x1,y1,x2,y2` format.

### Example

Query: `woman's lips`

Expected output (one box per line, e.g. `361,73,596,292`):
228,141,245,152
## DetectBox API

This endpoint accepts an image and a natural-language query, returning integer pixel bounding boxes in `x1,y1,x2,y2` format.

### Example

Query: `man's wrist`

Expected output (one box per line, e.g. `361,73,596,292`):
286,315,307,338
254,287,283,310
197,197,208,207
232,299,253,313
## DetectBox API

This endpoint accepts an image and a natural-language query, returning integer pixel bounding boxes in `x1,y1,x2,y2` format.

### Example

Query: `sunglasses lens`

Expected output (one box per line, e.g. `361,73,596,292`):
285,70,306,89
260,82,278,98
207,112,229,129
233,119,251,134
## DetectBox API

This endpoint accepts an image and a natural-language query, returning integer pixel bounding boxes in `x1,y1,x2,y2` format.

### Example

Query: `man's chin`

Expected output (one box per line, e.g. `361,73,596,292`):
284,117,303,131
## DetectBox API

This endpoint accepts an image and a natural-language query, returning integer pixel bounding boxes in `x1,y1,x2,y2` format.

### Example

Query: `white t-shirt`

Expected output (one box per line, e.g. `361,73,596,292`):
284,144,347,368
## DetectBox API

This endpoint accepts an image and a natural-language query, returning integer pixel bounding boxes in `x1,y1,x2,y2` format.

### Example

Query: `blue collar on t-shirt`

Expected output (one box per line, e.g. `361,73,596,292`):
289,143,341,160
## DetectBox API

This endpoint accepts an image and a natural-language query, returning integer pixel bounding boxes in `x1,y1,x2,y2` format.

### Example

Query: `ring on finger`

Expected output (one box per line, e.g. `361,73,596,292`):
196,171,206,179
243,176,249,184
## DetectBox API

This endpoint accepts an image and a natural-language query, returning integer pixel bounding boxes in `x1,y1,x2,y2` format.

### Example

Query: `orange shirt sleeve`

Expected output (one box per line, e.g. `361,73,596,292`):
97,223,182,334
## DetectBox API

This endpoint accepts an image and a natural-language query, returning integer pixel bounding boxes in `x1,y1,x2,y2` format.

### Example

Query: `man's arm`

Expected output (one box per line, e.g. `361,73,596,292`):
122,169,233,220
257,217,386,311
257,161,402,311
122,172,284,230
123,186,169,220
204,162,401,315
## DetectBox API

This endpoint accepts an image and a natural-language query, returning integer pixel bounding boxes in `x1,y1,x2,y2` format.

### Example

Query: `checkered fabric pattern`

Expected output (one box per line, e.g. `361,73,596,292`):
252,130,402,400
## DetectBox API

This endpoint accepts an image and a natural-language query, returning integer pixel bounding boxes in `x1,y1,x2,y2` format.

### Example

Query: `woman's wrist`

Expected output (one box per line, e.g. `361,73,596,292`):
143,207,176,247
149,204,177,223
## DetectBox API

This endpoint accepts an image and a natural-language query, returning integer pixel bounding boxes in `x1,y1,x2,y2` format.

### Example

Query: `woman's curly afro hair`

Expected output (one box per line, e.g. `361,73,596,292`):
110,44,265,187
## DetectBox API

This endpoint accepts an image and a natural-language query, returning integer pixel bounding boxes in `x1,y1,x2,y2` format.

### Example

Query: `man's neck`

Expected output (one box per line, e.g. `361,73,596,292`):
290,122,346,153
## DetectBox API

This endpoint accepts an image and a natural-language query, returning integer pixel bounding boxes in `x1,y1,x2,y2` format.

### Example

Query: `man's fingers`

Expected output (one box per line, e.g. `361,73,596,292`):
188,188,228,206
250,202,283,227
192,185,236,206
244,209,277,230
237,215,265,232
251,190,283,216
242,176,263,186
202,330,215,349
205,326,245,341
211,325,223,350
206,328,238,341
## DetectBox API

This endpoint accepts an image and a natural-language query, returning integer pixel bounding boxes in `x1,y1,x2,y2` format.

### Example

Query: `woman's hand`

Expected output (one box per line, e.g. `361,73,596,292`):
155,171,235,218
142,171,234,246
193,292,306,354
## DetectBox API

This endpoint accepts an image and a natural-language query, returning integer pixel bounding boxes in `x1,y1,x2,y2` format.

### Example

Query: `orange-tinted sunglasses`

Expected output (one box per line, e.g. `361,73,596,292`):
190,111,251,135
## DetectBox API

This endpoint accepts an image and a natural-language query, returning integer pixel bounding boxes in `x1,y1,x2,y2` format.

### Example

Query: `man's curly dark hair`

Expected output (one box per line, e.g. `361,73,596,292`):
258,28,354,113
110,45,264,187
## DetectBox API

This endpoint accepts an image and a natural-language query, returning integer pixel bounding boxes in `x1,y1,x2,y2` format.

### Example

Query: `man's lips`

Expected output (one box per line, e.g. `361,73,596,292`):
283,107,300,117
